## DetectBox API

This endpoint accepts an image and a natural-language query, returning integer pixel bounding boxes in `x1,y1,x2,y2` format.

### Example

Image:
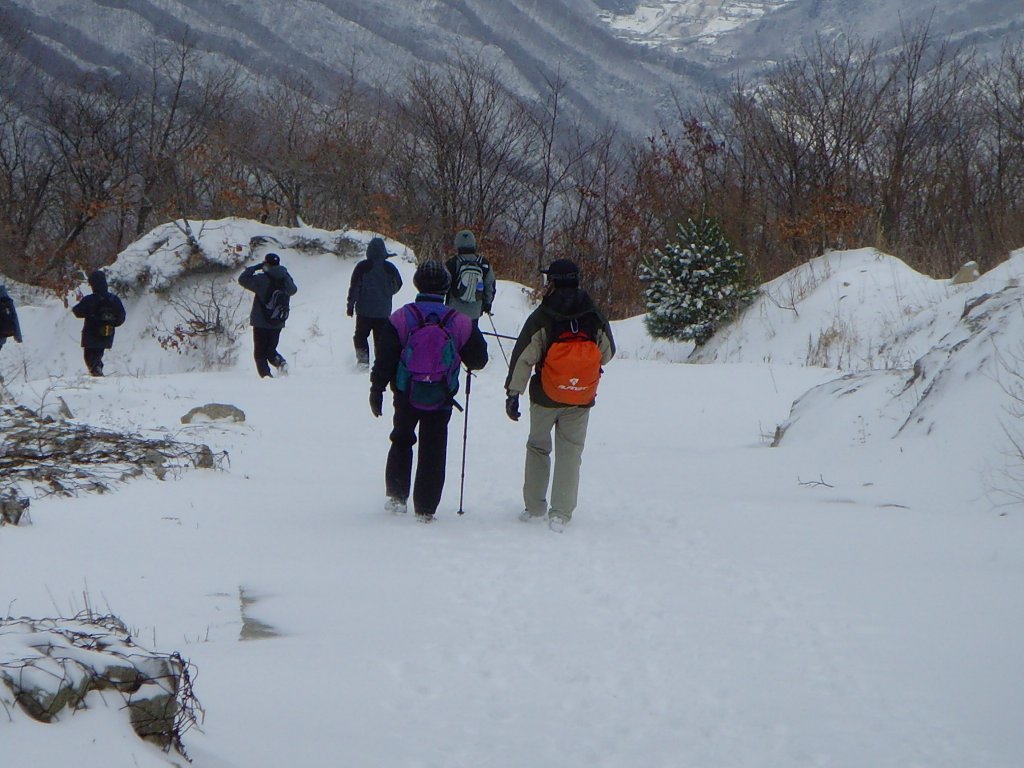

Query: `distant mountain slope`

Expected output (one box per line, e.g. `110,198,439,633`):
0,0,715,135
1,0,1014,136
600,0,1022,73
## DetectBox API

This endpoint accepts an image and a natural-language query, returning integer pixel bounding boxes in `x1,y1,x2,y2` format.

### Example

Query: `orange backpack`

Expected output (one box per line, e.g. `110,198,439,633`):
540,320,603,405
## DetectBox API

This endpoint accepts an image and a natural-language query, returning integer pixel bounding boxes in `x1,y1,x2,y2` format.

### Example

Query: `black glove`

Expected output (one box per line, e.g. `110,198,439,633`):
346,305,354,318
369,390,383,418
482,304,492,315
505,394,520,422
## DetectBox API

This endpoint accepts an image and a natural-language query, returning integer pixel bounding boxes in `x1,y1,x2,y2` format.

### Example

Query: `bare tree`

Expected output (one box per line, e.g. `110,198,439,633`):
521,68,598,274
35,76,137,280
132,34,241,238
392,54,534,262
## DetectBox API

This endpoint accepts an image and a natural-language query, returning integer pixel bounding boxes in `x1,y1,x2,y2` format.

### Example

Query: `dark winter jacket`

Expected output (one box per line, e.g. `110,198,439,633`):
238,263,298,329
71,271,127,350
504,286,615,408
347,238,403,319
370,293,488,405
0,284,23,345
445,251,496,320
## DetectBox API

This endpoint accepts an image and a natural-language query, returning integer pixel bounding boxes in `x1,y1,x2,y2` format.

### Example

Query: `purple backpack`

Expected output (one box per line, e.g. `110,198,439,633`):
395,304,462,410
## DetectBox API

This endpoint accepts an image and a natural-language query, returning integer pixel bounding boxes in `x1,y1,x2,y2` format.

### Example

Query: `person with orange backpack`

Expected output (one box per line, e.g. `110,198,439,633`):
503,258,615,532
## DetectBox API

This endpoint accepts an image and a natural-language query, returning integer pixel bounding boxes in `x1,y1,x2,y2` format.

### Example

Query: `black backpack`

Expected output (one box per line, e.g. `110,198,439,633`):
94,295,122,337
261,277,291,323
0,296,16,337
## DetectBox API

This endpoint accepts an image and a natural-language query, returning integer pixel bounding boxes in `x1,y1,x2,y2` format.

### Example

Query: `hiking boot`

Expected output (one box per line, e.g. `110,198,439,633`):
384,497,408,515
548,515,568,533
272,356,288,375
518,509,545,522
415,512,435,524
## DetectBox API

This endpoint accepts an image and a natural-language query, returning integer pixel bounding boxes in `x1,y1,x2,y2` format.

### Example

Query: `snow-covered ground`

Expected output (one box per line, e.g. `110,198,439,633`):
1,220,1022,767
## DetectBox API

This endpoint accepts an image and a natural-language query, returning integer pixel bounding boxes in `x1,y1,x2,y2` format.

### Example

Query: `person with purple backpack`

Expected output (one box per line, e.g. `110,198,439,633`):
369,260,488,522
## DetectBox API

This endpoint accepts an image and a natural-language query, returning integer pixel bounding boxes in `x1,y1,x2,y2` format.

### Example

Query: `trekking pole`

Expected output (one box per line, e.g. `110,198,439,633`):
486,314,510,367
457,368,473,515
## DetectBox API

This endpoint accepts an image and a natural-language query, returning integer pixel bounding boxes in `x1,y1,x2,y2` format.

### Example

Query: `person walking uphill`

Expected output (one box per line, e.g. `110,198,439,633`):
347,236,403,370
369,261,488,523
238,252,298,378
445,230,495,324
504,259,615,532
0,283,24,353
71,270,126,377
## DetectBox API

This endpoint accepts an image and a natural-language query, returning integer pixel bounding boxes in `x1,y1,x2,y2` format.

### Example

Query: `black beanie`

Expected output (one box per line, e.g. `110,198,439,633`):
414,261,450,294
541,258,579,287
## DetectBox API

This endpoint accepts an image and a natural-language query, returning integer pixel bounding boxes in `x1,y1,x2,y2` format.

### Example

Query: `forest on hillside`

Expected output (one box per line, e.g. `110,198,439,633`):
1,20,1022,317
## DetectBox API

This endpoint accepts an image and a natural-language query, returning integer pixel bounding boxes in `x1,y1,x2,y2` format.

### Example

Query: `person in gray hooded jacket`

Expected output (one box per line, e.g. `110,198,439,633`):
445,229,495,324
347,236,403,369
238,252,298,378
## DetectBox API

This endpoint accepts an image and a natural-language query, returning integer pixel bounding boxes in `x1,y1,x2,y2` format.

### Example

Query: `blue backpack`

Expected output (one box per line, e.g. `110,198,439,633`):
395,305,462,410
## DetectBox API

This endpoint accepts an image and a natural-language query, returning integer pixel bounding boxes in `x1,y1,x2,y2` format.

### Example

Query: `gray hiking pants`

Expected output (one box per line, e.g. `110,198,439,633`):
523,402,591,521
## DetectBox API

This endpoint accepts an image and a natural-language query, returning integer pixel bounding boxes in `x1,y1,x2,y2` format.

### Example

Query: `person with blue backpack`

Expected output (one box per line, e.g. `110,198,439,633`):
369,260,488,523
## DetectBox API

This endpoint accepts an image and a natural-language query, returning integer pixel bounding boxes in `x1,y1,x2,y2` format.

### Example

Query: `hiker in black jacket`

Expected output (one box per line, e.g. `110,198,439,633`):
238,252,298,378
369,261,488,522
71,270,126,377
0,283,24,353
504,259,615,532
347,237,403,370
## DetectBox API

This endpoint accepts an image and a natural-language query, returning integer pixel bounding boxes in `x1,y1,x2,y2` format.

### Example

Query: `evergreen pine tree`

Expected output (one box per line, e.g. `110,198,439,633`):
641,217,757,345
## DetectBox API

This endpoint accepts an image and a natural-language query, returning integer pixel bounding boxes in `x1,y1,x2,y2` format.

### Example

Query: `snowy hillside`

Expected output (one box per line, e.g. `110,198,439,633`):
600,0,1023,71
601,0,792,51
2,224,1023,767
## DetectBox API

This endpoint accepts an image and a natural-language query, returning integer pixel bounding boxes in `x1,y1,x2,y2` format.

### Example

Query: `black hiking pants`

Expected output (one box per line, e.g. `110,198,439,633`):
385,395,453,516
84,347,105,376
252,327,285,378
353,315,390,365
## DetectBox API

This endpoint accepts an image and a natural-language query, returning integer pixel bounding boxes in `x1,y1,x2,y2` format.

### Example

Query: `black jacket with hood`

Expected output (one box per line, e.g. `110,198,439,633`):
504,286,616,408
0,283,23,344
71,270,126,350
348,237,403,319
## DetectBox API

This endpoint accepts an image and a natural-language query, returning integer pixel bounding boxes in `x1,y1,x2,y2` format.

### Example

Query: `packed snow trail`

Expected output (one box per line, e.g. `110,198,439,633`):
3,231,1023,766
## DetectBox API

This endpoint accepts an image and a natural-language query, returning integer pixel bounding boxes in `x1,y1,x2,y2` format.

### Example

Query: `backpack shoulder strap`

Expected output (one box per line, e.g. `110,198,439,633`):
406,303,426,327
